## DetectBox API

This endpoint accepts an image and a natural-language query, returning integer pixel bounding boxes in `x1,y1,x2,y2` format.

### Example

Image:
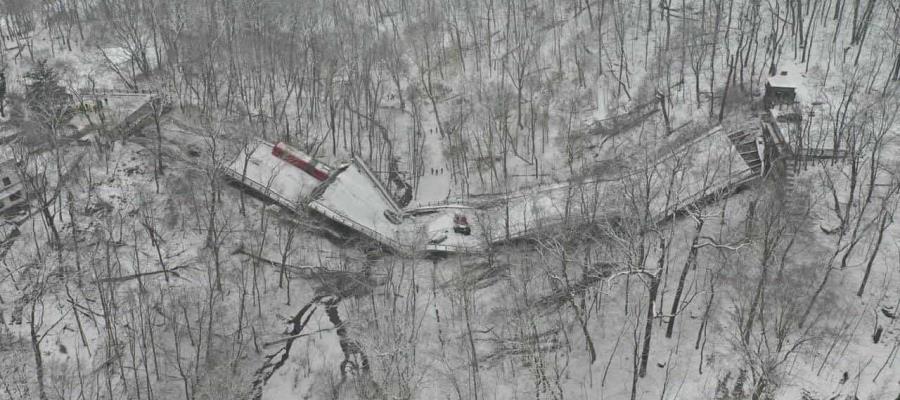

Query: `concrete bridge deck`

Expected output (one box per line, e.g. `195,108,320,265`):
224,122,764,255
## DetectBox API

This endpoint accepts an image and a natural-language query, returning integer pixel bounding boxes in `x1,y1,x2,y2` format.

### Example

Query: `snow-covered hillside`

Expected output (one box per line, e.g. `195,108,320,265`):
1,1,900,400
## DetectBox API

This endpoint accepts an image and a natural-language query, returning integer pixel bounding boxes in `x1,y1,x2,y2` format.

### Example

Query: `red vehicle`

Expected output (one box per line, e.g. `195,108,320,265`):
453,213,471,235
271,142,331,181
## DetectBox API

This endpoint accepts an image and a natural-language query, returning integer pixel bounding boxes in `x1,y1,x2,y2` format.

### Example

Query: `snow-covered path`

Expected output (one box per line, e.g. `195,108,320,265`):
413,130,454,203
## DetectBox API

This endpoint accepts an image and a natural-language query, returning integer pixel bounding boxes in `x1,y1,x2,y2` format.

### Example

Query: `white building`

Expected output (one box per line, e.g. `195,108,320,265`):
0,147,24,214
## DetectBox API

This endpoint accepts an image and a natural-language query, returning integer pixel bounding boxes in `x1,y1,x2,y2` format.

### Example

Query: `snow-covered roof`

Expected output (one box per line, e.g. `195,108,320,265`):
767,69,802,89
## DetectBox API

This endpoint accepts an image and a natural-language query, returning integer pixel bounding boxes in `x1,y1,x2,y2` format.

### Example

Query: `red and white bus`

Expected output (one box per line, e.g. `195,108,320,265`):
271,142,331,182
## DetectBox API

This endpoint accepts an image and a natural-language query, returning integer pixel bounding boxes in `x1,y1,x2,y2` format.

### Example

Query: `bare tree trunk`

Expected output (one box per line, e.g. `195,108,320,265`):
667,218,704,338
639,239,665,377
29,300,48,400
857,211,891,296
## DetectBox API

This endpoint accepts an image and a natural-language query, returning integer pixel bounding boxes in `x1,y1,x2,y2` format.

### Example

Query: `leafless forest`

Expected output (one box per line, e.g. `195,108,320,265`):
1,0,900,399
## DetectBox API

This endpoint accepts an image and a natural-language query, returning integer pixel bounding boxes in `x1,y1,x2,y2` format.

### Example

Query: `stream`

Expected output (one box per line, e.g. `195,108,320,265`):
249,295,376,399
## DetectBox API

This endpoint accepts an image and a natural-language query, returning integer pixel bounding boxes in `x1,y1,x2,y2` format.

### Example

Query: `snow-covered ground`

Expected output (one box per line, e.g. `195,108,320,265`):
68,93,153,134
3,1,900,399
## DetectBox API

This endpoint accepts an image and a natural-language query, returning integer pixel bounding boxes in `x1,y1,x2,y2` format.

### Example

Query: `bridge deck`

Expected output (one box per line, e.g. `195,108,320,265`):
225,124,759,255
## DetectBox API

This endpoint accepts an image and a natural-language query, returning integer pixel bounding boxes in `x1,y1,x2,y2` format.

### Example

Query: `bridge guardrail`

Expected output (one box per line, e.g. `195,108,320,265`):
492,165,757,242
222,168,302,211
405,202,477,213
353,157,401,213
308,201,412,255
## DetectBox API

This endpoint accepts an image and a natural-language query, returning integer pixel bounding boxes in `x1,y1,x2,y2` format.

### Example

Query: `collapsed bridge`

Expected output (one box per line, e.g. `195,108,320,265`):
223,122,771,255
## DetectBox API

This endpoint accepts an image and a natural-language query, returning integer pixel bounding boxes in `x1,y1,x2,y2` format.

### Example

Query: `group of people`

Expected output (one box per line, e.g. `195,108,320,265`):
430,167,444,175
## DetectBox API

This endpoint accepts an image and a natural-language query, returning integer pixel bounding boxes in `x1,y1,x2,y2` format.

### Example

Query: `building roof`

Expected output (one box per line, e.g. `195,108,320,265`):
767,69,802,89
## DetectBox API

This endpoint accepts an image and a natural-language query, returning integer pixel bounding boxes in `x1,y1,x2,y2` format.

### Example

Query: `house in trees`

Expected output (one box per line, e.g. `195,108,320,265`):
759,67,805,157
764,69,801,108
760,67,846,162
0,147,24,214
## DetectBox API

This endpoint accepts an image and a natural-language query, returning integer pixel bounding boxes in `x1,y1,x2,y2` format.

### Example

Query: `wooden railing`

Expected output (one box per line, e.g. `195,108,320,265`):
795,148,850,160
657,167,757,218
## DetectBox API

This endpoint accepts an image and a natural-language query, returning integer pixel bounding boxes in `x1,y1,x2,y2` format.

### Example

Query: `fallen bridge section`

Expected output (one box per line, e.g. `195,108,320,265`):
308,158,409,252
224,124,761,255
223,140,326,210
466,124,756,245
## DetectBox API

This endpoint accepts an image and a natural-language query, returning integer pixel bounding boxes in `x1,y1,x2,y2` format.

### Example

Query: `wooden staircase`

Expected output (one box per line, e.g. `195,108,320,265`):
783,167,801,214
778,164,811,232
727,123,764,174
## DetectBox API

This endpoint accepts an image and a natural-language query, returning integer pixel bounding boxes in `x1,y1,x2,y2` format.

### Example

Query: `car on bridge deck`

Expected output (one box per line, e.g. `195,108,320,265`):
428,233,448,244
453,213,471,235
